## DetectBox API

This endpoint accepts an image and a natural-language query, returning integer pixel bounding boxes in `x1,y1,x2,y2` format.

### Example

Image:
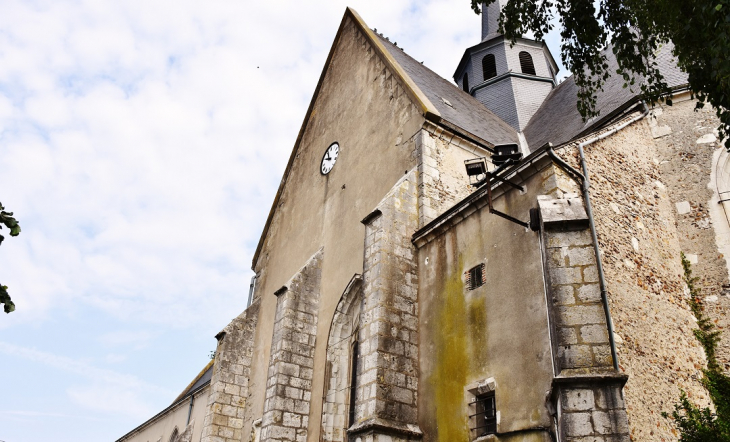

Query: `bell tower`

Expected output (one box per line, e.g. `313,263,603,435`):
455,0,559,133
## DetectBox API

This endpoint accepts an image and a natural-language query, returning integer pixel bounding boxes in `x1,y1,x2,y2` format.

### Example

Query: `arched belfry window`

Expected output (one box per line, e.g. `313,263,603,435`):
463,73,470,92
519,51,536,76
483,54,497,80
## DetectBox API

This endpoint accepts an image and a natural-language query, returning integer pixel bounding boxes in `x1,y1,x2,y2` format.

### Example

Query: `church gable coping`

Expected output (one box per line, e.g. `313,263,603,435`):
251,8,440,270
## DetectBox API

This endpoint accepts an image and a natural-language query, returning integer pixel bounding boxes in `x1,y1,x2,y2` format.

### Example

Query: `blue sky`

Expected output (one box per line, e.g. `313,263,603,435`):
0,1,565,440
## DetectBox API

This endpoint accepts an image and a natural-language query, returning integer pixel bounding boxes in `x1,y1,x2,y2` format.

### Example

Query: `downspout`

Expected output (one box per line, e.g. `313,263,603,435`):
547,101,650,372
186,393,194,425
247,275,257,308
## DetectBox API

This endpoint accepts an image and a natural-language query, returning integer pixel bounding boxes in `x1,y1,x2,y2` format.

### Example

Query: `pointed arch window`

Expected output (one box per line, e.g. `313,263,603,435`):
482,54,497,80
463,73,470,92
519,51,536,76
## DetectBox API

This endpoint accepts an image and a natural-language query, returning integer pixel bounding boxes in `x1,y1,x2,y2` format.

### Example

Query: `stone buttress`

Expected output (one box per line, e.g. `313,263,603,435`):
538,173,630,442
260,249,323,442
349,171,422,442
201,300,260,442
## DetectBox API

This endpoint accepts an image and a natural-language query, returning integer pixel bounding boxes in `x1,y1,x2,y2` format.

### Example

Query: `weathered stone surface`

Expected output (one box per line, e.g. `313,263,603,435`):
261,249,323,442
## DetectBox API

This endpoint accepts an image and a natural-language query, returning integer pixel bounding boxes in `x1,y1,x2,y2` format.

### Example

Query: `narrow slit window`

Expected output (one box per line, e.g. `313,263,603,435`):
470,391,497,438
466,264,485,290
519,51,536,76
348,339,359,427
482,54,497,80
463,73,470,92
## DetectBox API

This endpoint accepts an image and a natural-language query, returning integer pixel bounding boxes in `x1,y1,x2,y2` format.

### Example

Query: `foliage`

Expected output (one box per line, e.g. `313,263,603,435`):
0,202,20,313
471,0,730,149
661,253,730,441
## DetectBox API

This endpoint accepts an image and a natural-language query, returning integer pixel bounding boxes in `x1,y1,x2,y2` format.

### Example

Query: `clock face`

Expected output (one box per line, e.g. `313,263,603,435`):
321,142,339,175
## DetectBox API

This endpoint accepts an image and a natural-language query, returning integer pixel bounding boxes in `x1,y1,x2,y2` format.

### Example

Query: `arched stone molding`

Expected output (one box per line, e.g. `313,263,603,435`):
321,274,363,442
711,148,730,277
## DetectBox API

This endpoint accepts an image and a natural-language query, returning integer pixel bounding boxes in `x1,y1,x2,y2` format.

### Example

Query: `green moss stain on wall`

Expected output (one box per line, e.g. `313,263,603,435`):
467,297,488,372
431,263,470,441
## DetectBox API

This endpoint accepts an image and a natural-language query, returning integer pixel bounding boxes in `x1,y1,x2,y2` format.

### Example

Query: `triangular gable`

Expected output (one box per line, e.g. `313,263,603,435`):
251,7,443,268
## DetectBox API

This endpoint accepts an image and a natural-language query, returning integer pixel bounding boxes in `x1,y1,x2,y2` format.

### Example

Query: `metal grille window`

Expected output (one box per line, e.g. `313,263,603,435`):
466,264,485,290
519,51,536,76
482,54,497,80
470,391,497,438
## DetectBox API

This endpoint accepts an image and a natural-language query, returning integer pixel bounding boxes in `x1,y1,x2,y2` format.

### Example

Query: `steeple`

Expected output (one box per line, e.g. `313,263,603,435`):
482,0,508,40
455,0,559,134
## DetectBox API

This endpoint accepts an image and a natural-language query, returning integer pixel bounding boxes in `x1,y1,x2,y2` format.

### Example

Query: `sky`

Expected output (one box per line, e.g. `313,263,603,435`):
0,1,564,441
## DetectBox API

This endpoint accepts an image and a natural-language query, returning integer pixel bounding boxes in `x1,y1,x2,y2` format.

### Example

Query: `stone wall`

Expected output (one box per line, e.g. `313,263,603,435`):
260,249,323,442
350,171,421,441
415,123,486,228
539,196,614,374
650,99,730,368
555,113,710,441
201,301,260,442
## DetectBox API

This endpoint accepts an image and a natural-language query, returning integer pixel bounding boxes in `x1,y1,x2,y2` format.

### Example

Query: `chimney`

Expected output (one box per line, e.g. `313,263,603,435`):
482,0,508,40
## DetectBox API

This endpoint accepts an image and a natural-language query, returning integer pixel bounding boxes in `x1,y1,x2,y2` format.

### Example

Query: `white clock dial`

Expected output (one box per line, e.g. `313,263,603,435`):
321,142,339,175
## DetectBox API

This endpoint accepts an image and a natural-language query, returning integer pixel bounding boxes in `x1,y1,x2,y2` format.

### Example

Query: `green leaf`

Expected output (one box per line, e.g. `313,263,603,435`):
0,284,15,314
717,4,723,11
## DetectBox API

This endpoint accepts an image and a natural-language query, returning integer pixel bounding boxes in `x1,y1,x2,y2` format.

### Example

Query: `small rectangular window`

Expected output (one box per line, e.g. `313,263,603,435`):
470,391,497,438
466,264,485,290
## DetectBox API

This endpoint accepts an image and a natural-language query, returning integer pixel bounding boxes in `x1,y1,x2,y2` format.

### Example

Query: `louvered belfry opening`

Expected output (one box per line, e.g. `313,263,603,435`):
463,73,470,92
519,51,536,75
482,54,497,80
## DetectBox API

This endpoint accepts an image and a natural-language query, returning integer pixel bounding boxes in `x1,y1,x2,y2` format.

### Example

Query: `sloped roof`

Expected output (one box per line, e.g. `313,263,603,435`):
523,44,689,150
172,360,214,403
374,33,518,146
252,8,517,268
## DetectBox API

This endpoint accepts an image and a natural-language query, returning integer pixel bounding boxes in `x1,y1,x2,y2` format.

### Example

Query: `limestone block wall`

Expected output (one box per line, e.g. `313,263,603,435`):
558,382,629,441
350,171,421,441
260,249,323,442
201,301,260,442
538,190,630,442
543,224,613,373
554,112,710,441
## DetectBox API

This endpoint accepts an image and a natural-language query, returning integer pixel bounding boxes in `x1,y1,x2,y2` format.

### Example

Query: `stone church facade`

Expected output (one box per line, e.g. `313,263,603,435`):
117,4,730,442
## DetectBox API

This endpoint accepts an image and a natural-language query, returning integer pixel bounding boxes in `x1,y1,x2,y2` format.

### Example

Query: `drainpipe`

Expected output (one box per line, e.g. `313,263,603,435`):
247,275,257,308
546,102,650,372
186,393,194,425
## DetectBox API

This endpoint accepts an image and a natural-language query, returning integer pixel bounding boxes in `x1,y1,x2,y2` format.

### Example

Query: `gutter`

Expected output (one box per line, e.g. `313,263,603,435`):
547,102,650,372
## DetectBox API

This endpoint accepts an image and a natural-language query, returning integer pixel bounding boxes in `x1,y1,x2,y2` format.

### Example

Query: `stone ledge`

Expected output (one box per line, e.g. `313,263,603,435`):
552,372,628,389
538,194,589,230
347,417,423,439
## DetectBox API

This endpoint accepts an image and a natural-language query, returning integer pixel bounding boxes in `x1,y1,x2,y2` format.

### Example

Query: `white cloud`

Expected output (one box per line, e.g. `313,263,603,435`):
0,341,169,419
0,1,567,440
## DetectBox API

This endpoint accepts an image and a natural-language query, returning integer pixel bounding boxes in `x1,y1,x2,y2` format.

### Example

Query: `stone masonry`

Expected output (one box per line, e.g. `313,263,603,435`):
349,171,421,442
201,300,260,442
260,249,323,442
539,183,630,442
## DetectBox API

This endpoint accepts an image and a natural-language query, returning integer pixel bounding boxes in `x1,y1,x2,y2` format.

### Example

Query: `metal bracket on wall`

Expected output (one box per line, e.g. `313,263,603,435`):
485,169,540,231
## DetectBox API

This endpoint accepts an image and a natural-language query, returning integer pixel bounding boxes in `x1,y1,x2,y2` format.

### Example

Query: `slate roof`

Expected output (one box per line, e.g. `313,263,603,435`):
374,33,519,147
523,44,689,150
172,360,214,403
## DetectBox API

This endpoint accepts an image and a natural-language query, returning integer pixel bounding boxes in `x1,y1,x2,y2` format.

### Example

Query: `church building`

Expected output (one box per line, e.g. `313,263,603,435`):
117,4,730,442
